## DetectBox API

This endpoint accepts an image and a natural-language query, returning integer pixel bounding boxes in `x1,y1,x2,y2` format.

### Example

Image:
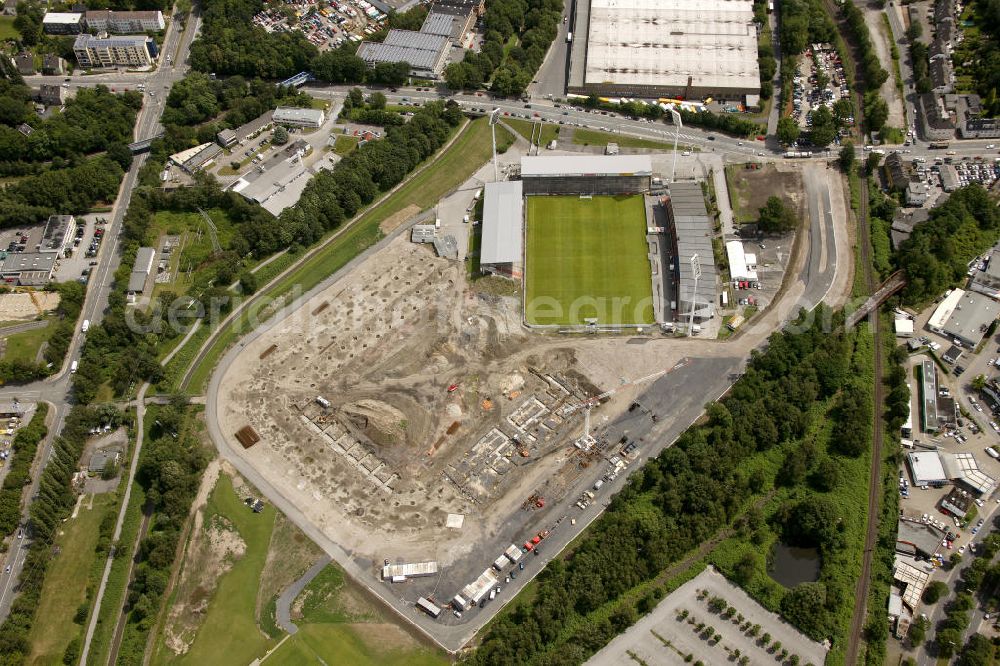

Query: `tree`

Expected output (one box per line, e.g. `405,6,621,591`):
776,117,801,146
907,618,927,646
972,374,987,391
956,634,994,666
14,1,43,46
906,22,923,41
865,152,881,175
272,126,289,145
757,196,798,234
838,142,856,173
230,161,242,171
808,105,837,148
780,583,829,640
368,92,387,110
922,580,948,603
239,271,257,294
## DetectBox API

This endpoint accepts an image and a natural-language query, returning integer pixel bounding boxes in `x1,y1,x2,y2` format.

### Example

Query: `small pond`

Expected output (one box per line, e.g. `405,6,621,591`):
768,543,821,588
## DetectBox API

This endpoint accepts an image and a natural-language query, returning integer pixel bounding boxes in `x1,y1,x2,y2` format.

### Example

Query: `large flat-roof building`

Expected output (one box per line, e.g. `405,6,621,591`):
272,106,325,128
356,30,450,79
519,155,652,195
480,180,524,279
0,253,56,286
568,0,760,101
42,12,83,34
127,246,156,303
73,34,156,68
927,288,1000,348
230,141,314,217
83,10,165,33
907,450,948,487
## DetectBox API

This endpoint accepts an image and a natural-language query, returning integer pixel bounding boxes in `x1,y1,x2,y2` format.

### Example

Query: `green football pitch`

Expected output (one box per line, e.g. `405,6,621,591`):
524,194,653,326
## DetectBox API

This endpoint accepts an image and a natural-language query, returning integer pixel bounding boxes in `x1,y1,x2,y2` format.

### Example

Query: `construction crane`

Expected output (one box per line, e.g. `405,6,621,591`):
562,358,690,448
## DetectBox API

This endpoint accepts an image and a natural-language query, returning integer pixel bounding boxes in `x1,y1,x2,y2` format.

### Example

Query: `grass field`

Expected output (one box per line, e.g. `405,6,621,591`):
0,16,18,40
266,625,447,666
571,128,676,150
26,493,116,666
147,208,235,300
152,473,279,665
181,117,514,394
525,195,653,326
331,134,360,156
2,320,56,365
503,118,560,147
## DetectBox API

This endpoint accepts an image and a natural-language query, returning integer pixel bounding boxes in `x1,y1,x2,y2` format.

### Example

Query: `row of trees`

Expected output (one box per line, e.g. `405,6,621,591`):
467,306,867,664
0,405,49,538
116,397,208,662
0,404,121,662
896,185,1000,304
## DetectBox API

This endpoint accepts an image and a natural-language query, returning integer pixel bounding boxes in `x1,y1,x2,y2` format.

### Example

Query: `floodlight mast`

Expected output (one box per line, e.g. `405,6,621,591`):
669,107,682,183
688,253,701,335
489,108,501,181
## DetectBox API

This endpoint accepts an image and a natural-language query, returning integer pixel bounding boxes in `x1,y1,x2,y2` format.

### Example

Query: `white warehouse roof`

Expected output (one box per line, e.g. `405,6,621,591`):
726,240,757,281
272,106,325,126
584,0,760,93
481,180,523,266
520,154,652,177
907,451,948,486
381,561,439,579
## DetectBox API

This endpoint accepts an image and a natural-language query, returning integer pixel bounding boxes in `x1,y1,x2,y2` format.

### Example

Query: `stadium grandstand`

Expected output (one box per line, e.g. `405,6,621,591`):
519,155,652,195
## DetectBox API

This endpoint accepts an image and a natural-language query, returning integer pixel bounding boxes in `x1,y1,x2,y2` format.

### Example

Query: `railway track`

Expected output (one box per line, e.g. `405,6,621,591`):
844,84,887,665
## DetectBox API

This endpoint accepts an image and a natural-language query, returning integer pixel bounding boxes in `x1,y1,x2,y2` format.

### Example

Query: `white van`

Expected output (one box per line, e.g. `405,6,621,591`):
81,319,90,333
70,360,78,373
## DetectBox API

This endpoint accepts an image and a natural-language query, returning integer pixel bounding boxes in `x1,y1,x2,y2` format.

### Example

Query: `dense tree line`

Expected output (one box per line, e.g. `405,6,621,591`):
0,405,48,539
444,0,562,96
189,0,317,79
778,0,836,57
896,185,1000,304
0,85,141,164
467,306,864,663
752,0,776,100
910,40,932,94
0,156,125,227
117,397,207,663
0,404,121,662
579,95,764,138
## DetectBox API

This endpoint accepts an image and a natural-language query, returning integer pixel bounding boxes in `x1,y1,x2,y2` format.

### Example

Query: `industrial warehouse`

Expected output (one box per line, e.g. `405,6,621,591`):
567,0,761,102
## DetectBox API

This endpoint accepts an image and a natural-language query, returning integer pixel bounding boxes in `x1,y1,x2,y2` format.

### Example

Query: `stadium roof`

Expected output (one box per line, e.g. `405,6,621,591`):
583,0,760,92
668,182,717,317
520,155,652,177
481,180,523,266
357,30,450,72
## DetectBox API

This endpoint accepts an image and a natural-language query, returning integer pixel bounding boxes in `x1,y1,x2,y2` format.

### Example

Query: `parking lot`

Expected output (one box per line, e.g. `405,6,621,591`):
792,44,850,133
587,567,828,666
50,215,105,284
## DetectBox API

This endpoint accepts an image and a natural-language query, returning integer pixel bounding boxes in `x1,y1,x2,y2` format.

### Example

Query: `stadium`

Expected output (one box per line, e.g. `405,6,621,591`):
480,155,717,329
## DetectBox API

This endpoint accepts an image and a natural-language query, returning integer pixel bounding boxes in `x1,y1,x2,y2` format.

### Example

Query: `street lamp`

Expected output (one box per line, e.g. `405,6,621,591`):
688,253,701,336
669,107,682,183
489,108,501,182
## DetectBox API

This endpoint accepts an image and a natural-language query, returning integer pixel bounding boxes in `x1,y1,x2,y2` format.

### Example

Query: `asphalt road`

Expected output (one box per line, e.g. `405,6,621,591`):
0,9,201,625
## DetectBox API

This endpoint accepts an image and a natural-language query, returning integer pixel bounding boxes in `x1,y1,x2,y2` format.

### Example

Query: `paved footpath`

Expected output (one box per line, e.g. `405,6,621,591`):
276,555,332,634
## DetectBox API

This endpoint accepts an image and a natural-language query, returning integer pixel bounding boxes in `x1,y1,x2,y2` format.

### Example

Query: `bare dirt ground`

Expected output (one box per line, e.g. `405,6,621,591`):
726,163,805,225
379,204,422,235
162,509,247,656
0,291,59,320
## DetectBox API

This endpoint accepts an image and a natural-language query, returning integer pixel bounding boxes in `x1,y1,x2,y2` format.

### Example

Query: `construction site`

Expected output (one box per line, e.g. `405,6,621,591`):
214,228,711,605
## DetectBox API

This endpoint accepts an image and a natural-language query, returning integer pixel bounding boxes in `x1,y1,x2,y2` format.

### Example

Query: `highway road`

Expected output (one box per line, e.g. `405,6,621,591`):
0,9,201,624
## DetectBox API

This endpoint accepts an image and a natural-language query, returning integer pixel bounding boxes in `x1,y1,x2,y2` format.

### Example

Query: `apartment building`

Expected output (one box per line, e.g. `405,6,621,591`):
73,34,156,68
